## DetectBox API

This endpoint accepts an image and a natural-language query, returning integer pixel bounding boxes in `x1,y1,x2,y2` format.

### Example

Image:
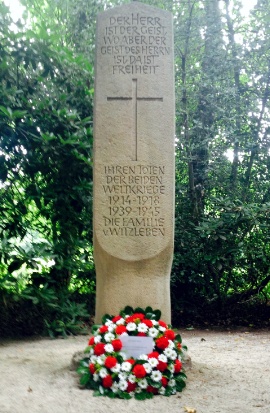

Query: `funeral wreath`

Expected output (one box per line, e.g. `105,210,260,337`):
77,306,187,400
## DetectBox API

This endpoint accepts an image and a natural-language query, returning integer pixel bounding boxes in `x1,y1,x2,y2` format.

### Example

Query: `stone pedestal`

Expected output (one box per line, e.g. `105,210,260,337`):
93,2,175,323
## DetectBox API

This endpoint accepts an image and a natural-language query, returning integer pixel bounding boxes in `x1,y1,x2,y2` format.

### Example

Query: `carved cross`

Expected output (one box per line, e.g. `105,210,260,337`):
107,78,163,161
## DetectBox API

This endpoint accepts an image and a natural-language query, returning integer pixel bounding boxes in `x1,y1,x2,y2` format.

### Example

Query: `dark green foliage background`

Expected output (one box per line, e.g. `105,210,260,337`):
0,0,269,336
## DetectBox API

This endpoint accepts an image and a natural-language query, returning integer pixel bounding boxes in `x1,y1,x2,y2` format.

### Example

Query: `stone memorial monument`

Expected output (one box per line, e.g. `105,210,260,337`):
93,2,175,323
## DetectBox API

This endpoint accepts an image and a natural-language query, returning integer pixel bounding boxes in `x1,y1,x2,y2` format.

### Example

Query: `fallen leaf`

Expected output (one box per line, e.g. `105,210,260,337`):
27,386,32,393
184,407,197,413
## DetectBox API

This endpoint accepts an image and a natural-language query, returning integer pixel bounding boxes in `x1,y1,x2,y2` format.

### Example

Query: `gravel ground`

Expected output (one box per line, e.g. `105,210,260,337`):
0,329,269,413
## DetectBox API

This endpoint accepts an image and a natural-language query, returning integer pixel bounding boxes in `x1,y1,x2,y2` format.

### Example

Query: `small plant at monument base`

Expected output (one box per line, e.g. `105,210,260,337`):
77,306,187,400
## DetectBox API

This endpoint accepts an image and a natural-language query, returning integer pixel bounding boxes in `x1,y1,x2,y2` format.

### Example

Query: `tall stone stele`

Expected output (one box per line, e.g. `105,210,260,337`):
93,2,175,323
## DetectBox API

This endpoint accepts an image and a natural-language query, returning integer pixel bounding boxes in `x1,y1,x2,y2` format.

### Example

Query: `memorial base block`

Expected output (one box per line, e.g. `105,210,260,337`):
94,235,172,324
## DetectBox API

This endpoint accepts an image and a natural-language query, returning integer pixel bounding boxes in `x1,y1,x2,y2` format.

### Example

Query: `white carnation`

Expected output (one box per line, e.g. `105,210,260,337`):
148,327,159,338
168,378,176,387
99,385,104,394
148,357,158,368
119,332,128,337
108,324,116,332
168,340,175,349
111,363,121,373
159,387,166,395
118,372,128,381
138,379,148,389
111,382,119,393
90,355,97,363
93,373,99,382
96,355,105,365
94,335,102,343
168,363,175,373
99,367,108,378
139,354,148,361
158,354,167,363
126,322,137,331
105,319,113,326
159,326,166,332
164,348,173,358
104,332,115,342
151,370,162,382
138,323,148,333
121,362,132,372
164,347,177,360
116,318,125,325
118,380,128,391
104,343,114,353
128,374,136,383
143,363,152,373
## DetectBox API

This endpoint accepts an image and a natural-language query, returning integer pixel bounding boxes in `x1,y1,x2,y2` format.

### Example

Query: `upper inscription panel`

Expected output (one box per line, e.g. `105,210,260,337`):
94,3,174,261
100,11,171,76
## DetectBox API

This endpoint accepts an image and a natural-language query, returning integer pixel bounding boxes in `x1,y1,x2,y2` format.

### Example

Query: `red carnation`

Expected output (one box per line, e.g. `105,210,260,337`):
142,319,153,328
174,359,182,373
89,363,96,374
148,351,159,359
157,361,168,372
137,332,146,337
132,364,146,378
127,381,136,393
94,343,105,355
132,313,145,321
125,315,134,323
99,325,109,334
176,342,182,351
161,377,168,387
115,325,127,335
127,358,135,365
102,375,113,388
111,339,122,351
88,336,95,346
165,329,175,340
146,385,158,394
112,315,122,323
158,320,168,328
104,356,117,369
156,336,169,350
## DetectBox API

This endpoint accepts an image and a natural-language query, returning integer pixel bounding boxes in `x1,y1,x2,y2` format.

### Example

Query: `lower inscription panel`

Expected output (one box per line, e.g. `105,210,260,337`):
94,162,173,260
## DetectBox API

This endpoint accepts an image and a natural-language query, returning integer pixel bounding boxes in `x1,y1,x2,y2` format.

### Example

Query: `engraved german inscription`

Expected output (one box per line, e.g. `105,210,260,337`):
100,12,171,74
101,164,166,237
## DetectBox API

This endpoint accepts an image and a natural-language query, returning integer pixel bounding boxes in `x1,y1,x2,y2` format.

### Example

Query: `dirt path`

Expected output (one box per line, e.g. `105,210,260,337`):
0,329,269,413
